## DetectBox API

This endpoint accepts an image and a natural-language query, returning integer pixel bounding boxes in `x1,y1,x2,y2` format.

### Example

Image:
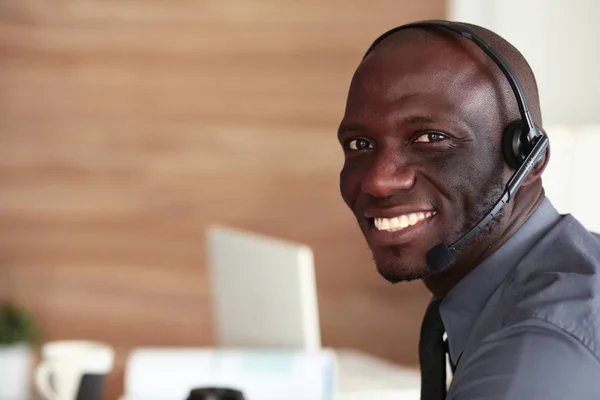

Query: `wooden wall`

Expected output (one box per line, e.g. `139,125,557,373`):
0,1,445,398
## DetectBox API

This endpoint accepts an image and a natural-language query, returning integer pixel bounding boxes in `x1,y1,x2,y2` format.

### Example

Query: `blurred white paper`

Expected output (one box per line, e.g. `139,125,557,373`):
123,347,337,400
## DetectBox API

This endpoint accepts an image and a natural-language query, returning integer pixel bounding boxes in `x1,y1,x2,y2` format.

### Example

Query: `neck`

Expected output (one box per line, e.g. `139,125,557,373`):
423,186,545,299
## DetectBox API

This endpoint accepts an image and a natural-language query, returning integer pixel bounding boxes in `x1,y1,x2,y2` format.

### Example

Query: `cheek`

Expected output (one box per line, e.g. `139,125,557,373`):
427,145,503,201
339,167,356,208
339,161,366,209
444,146,506,206
424,153,471,193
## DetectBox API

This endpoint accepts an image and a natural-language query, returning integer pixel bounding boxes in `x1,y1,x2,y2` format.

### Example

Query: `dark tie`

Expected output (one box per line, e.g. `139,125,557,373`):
419,298,447,400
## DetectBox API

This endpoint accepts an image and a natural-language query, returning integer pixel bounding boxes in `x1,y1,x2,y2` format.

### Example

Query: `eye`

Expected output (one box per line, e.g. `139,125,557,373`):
346,138,374,151
414,132,447,143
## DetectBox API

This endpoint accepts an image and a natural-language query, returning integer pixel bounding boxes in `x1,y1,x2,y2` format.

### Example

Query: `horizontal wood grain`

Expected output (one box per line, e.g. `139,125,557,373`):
0,1,445,398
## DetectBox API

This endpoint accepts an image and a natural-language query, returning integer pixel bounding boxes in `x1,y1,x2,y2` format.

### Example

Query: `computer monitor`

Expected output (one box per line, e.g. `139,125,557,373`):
205,225,321,351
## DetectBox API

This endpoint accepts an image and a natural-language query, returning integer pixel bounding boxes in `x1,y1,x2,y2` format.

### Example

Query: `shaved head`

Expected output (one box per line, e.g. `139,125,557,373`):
362,22,542,128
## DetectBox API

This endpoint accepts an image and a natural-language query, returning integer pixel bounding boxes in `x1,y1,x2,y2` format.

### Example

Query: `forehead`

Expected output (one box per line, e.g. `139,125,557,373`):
344,38,497,126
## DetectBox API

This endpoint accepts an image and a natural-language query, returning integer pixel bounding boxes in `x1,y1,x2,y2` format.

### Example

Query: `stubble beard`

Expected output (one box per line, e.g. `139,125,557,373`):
372,175,507,284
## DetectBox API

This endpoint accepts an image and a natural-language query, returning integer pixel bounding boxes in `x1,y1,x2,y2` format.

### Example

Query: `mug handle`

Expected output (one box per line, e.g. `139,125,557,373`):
34,360,62,400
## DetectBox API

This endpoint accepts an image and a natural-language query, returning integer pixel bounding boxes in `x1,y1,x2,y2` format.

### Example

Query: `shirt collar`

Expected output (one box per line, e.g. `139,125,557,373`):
439,196,562,363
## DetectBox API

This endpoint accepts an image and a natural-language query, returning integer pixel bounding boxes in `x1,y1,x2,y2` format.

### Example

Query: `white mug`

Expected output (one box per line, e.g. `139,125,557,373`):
35,340,114,400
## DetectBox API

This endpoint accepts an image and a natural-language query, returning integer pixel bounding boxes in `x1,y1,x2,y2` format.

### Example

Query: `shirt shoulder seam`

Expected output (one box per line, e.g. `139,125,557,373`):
529,315,600,366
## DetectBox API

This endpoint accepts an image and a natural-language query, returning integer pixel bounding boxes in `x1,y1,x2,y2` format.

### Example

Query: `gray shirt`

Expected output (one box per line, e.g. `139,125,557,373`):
441,197,600,399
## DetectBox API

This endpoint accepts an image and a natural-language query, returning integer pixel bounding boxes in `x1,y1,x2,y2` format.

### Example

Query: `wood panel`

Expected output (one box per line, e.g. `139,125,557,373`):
0,1,445,398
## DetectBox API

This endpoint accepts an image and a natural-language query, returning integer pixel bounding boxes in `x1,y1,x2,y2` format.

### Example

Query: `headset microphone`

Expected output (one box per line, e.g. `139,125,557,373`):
425,134,548,271
363,20,550,273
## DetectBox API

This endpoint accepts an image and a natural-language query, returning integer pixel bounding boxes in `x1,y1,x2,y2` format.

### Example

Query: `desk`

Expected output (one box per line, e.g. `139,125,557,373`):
26,348,420,400
334,349,420,399
118,348,421,400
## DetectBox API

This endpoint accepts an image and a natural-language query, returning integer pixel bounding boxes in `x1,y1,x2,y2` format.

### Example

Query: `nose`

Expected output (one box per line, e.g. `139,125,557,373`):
361,151,416,198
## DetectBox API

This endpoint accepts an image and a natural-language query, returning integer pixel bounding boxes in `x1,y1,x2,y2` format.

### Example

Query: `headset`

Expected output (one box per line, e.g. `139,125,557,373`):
362,20,550,272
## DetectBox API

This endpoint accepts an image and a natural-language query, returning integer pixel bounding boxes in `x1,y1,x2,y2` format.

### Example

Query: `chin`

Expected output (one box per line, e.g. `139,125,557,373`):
372,249,429,284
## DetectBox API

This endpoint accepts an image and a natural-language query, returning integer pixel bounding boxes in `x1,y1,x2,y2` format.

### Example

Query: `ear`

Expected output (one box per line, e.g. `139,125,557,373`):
522,127,550,187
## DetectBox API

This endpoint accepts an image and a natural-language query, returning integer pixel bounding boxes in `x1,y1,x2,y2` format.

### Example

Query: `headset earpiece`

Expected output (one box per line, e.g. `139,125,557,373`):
502,120,532,169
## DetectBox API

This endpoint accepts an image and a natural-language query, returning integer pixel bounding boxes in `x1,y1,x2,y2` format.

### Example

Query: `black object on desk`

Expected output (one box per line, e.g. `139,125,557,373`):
75,373,107,400
186,387,245,400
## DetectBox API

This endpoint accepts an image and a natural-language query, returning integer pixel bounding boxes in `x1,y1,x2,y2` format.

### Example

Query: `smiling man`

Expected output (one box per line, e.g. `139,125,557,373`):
338,20,600,399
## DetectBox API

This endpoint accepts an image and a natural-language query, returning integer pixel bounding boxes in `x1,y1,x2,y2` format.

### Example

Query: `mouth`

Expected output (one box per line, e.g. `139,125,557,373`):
365,210,438,246
372,211,436,232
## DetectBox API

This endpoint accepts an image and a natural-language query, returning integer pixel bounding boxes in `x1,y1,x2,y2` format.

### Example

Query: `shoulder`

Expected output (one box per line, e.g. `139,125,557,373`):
508,214,600,359
449,318,600,399
448,214,600,398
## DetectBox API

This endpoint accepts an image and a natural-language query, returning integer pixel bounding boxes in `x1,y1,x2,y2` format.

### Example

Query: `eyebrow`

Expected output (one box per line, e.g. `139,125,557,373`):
402,115,438,125
337,115,439,139
337,122,364,139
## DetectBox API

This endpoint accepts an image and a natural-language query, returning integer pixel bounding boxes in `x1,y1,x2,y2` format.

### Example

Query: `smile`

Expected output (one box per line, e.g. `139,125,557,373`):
373,211,437,232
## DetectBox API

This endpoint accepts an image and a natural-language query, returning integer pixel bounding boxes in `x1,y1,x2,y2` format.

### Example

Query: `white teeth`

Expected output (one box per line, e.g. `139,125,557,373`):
373,211,436,232
399,215,409,228
381,218,390,230
408,213,418,225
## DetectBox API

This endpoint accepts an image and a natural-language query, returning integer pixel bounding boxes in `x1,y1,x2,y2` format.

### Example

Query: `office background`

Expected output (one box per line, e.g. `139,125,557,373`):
1,1,598,399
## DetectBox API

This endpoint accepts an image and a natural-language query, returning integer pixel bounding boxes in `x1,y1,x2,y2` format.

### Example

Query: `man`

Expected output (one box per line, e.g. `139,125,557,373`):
338,20,600,399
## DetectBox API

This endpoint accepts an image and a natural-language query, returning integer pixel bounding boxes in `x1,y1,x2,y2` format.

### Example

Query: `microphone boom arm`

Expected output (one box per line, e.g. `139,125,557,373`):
449,134,549,252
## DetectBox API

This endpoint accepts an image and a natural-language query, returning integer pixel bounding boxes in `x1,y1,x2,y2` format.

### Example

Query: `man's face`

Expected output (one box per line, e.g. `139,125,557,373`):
338,38,508,283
